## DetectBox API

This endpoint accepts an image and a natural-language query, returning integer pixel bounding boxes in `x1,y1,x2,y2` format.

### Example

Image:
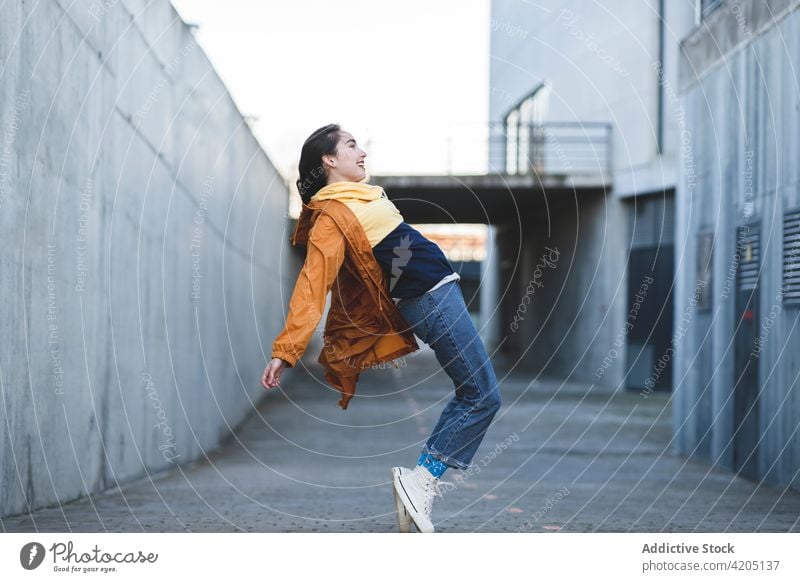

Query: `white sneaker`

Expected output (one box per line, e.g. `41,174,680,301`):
392,464,445,533
391,467,413,532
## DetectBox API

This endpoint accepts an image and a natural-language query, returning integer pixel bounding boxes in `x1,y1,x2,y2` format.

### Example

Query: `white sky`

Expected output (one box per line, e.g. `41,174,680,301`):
170,0,490,183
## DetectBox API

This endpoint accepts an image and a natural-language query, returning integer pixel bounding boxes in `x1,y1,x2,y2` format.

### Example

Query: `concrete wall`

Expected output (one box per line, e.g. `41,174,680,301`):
0,0,299,517
496,193,628,390
674,0,800,490
489,0,695,197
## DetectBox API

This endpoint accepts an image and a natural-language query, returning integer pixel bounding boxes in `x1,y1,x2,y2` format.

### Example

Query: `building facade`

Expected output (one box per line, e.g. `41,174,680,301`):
674,0,800,489
489,0,695,391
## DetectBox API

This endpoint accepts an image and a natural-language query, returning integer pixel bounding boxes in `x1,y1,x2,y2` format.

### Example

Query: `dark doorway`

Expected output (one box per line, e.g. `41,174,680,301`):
625,246,674,391
624,192,675,392
733,224,761,481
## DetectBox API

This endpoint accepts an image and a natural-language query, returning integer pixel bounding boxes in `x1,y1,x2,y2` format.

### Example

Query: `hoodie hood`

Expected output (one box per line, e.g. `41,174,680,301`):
310,181,386,203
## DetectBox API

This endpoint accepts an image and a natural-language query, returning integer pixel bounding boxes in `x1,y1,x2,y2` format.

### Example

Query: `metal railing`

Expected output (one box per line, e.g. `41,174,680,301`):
490,121,613,177
361,121,613,177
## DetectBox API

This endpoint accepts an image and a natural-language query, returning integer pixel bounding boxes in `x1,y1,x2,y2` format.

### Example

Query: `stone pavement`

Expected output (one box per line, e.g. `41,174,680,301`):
4,346,800,532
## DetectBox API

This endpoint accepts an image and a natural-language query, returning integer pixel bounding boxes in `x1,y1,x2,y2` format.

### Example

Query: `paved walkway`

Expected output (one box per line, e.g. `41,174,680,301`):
4,346,800,532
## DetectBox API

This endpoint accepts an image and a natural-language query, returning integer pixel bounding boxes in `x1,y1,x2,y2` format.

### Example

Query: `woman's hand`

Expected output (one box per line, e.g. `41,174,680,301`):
262,358,288,389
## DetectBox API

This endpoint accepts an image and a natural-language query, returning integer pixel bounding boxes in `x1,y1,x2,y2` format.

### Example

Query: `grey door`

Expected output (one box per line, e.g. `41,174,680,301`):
733,225,760,481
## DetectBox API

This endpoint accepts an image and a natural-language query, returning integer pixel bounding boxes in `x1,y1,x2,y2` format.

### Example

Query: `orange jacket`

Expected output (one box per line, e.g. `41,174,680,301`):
271,198,419,409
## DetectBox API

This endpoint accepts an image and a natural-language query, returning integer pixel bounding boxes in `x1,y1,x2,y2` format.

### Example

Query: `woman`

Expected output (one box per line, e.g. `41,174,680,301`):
261,124,501,533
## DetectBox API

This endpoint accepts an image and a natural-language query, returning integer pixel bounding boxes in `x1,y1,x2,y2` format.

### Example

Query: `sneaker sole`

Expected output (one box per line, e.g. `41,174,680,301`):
392,469,435,533
391,468,413,533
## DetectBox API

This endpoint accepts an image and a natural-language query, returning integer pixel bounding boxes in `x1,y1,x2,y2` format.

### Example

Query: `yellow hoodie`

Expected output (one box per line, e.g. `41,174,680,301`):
310,181,403,247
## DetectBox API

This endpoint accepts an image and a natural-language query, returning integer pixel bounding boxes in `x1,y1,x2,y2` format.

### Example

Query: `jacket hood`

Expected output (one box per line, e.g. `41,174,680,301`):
310,181,386,203
291,182,385,247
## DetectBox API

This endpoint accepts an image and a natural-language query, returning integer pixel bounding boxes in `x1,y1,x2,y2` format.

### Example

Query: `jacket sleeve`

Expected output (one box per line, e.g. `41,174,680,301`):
271,212,346,367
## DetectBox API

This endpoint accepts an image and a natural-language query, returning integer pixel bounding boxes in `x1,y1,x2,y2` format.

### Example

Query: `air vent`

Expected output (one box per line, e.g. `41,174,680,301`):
783,208,800,305
737,225,760,291
696,231,714,310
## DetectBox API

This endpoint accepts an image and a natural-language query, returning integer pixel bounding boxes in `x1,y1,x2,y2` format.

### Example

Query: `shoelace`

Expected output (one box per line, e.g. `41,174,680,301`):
422,478,451,517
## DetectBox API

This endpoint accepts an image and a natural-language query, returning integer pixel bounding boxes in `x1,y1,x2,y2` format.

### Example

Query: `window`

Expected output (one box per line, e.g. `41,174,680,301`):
696,0,724,24
505,110,519,175
502,83,550,174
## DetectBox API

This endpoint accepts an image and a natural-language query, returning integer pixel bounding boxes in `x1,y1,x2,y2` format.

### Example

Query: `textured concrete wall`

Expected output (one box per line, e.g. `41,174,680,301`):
674,1,800,490
496,192,628,390
489,0,695,196
0,0,299,517
489,0,657,155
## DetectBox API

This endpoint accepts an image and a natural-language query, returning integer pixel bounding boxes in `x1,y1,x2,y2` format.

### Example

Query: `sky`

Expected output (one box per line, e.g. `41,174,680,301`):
170,0,491,184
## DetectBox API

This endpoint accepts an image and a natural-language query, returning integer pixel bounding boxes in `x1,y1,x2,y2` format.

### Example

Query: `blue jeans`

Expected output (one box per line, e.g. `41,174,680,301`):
396,280,501,471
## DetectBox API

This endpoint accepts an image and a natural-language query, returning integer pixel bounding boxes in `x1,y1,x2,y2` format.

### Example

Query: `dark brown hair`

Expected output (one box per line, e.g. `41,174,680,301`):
296,123,340,204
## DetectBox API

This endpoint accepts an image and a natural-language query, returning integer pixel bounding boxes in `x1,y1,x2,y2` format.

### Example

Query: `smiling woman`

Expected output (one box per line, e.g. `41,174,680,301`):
261,123,502,534
294,123,367,205
331,134,368,176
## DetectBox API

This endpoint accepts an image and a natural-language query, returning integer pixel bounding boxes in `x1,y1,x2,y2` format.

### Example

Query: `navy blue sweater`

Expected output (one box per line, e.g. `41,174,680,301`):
372,222,456,300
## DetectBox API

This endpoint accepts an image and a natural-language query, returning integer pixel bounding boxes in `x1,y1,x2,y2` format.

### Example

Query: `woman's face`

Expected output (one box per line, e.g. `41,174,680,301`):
324,131,367,183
